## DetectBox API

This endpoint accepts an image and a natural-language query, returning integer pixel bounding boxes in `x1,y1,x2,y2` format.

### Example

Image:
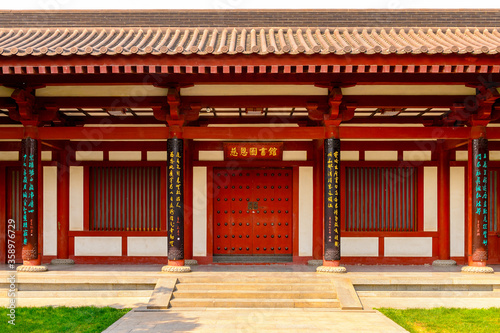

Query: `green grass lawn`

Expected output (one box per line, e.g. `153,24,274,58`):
378,307,500,333
0,306,130,333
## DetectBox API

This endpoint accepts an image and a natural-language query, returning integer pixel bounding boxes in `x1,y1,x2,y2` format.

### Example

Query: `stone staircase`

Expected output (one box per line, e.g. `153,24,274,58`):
166,276,341,309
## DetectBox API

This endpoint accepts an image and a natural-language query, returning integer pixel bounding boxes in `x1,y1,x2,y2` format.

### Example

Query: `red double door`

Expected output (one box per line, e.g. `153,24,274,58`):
213,168,292,256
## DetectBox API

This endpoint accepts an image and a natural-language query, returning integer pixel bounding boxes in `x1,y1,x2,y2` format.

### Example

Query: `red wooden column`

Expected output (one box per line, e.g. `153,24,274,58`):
317,125,346,273
162,120,191,273
312,139,324,260
433,143,456,266
52,143,74,265
462,126,494,273
17,125,47,272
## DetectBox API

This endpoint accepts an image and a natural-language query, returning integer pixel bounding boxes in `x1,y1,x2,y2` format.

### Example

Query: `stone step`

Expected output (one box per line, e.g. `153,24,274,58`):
8,297,149,308
169,298,341,308
173,290,337,299
14,290,153,298
15,283,154,291
175,283,335,292
176,277,334,284
357,290,500,298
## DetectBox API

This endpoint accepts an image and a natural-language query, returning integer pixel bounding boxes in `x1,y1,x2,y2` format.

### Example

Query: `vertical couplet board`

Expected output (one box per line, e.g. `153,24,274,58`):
21,137,38,261
471,137,488,261
167,138,184,260
324,138,340,261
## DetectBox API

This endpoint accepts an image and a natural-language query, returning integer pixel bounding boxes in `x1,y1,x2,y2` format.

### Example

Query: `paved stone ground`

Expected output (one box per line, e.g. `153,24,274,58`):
103,308,407,333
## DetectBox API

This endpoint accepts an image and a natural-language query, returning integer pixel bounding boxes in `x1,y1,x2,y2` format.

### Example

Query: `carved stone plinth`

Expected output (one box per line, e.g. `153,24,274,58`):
316,265,347,273
16,265,48,272
51,259,75,265
461,266,494,274
161,265,191,273
184,259,198,266
432,260,457,266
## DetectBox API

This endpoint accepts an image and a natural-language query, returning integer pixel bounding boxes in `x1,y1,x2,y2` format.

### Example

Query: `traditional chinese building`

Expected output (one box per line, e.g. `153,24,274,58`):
0,9,499,272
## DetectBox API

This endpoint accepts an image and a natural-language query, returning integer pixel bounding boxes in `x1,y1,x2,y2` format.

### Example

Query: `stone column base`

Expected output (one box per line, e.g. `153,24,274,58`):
184,259,198,266
51,259,75,265
461,266,494,274
16,265,48,272
316,265,347,273
432,260,457,266
161,265,191,273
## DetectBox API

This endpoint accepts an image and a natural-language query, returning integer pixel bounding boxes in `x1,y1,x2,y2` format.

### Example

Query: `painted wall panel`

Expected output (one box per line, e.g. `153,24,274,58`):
340,151,359,161
109,151,142,161
298,167,313,256
0,151,18,161
365,151,398,161
385,237,433,257
455,151,468,161
424,166,438,232
43,167,57,256
341,237,378,257
450,167,465,257
193,167,207,257
74,237,121,256
283,151,307,161
127,237,168,256
199,151,224,161
403,150,431,161
41,151,52,161
147,151,167,161
489,151,500,161
69,166,84,231
75,151,103,161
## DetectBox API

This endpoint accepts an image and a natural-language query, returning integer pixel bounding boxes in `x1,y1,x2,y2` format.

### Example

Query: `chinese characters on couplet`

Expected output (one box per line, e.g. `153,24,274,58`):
21,137,38,261
167,138,184,260
472,137,488,261
324,138,340,261
224,142,283,160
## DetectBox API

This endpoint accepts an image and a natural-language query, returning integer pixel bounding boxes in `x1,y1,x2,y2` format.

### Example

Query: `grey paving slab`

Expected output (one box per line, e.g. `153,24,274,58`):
103,308,407,333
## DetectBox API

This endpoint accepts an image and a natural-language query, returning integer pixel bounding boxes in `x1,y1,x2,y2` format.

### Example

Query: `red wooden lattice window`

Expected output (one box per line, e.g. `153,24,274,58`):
90,167,161,231
7,168,22,231
345,167,418,232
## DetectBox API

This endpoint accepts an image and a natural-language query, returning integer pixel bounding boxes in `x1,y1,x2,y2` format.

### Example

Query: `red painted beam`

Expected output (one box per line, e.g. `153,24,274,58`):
38,126,169,140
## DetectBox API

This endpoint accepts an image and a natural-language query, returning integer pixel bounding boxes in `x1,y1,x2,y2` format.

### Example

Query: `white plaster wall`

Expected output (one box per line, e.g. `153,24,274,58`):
365,151,398,161
424,166,438,232
75,151,103,161
455,151,468,161
341,237,378,257
43,167,57,256
193,167,207,256
127,237,168,256
340,151,359,161
283,151,307,161
147,151,167,161
384,237,433,257
109,151,142,161
403,151,432,161
0,151,18,161
41,151,52,161
299,167,313,256
74,237,121,256
199,151,224,161
450,167,465,257
69,166,84,231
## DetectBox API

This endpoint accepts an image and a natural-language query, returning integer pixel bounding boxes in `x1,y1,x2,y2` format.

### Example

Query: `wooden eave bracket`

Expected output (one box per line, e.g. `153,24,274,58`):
167,87,181,120
11,88,36,121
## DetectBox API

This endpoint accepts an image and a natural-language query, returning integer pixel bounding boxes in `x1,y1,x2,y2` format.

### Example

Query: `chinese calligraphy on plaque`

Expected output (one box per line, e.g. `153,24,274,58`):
223,142,283,160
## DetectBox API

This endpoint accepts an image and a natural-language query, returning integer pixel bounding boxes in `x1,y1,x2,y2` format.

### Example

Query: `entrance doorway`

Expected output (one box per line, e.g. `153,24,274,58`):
213,168,293,260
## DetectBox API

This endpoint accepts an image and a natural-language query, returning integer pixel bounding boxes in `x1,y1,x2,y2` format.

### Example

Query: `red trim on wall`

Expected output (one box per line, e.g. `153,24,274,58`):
313,139,323,259
121,236,127,256
378,237,384,257
206,167,214,258
184,139,193,259
83,167,90,231
417,166,425,231
0,167,6,263
161,166,167,231
292,166,299,258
